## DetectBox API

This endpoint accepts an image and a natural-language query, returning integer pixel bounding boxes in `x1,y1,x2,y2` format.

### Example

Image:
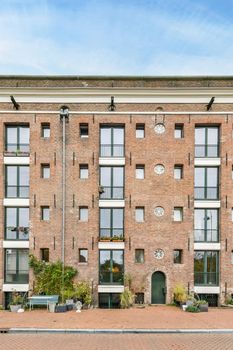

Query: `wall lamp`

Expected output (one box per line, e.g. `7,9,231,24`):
206,97,215,111
60,105,69,121
108,96,116,111
10,95,20,110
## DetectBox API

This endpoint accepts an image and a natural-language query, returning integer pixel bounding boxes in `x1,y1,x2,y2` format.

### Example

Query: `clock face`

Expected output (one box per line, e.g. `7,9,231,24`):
154,249,164,260
154,206,165,217
154,164,165,175
154,123,165,134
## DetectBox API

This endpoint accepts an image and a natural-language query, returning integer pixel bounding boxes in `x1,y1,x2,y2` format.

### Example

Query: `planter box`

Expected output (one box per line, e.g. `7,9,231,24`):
55,304,67,313
66,304,74,311
10,305,22,312
199,303,208,312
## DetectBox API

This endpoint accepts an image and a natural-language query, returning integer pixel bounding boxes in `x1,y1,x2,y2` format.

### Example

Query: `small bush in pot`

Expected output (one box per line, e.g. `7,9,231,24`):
120,288,134,309
9,292,24,312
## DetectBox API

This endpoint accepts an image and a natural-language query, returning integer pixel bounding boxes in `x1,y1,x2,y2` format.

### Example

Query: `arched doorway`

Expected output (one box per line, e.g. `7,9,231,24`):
151,271,166,304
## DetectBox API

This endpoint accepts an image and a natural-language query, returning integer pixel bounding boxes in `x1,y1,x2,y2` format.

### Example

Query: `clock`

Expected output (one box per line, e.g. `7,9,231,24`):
154,123,165,134
154,206,165,217
154,249,164,260
154,164,165,175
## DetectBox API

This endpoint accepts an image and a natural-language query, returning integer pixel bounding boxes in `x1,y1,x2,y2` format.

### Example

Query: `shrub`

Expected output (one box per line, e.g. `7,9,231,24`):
120,288,134,308
186,305,200,313
10,292,24,305
73,282,92,305
173,283,187,304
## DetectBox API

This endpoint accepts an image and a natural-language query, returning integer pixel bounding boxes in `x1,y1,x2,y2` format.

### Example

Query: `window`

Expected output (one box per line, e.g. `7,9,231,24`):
99,293,121,309
174,124,184,139
136,124,145,139
232,166,233,180
5,165,29,198
5,207,29,240
80,123,89,138
232,209,233,222
136,165,145,179
79,164,89,179
100,125,124,157
99,166,124,199
194,251,219,286
41,206,50,221
79,206,88,221
100,208,124,239
5,248,29,283
195,126,219,157
40,248,49,262
41,124,50,138
99,250,124,284
231,251,233,264
173,250,182,264
5,125,30,152
135,207,144,222
194,167,219,200
135,249,144,263
79,249,88,263
41,164,50,179
173,207,183,221
194,209,219,242
135,293,144,304
174,165,183,179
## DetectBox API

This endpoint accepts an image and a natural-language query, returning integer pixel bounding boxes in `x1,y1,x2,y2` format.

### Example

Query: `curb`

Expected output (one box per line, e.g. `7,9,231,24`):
7,328,233,334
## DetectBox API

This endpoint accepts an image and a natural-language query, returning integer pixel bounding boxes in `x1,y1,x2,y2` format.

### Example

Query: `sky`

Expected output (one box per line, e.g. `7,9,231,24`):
0,0,233,75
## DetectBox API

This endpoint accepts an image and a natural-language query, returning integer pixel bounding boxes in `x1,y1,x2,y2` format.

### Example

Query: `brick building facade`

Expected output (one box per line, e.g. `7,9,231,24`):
0,76,233,308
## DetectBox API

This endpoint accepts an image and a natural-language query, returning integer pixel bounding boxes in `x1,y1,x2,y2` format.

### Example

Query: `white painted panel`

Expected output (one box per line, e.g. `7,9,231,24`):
98,242,125,250
3,241,29,248
194,158,221,166
194,286,220,294
194,201,221,208
194,243,221,250
98,285,124,293
3,284,29,292
99,158,125,165
99,200,125,208
4,157,30,165
3,198,30,206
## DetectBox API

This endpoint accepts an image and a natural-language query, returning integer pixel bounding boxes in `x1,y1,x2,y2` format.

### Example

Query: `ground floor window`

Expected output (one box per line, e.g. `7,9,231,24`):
135,293,144,304
99,293,120,309
4,291,27,310
197,293,218,307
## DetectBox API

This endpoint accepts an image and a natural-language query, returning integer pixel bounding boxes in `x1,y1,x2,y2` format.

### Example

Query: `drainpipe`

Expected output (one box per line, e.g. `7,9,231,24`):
60,106,69,302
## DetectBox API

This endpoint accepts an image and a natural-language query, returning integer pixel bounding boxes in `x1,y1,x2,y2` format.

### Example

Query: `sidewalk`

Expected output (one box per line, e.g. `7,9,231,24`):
0,306,233,330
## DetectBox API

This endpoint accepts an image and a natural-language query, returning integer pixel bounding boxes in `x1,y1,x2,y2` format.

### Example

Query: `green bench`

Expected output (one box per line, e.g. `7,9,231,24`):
28,295,59,310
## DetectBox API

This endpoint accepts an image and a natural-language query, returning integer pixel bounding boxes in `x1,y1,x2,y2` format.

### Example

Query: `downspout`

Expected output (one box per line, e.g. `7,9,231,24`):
60,106,69,302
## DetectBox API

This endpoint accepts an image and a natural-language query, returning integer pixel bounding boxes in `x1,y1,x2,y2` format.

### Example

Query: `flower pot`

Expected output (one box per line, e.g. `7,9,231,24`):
55,304,67,313
199,303,208,312
66,304,74,311
48,302,56,313
10,305,22,312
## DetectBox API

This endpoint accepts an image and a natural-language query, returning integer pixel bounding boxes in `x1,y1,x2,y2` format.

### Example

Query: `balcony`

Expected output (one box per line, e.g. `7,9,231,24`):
99,186,124,200
194,272,219,286
195,145,219,158
194,229,219,243
100,144,124,158
99,270,124,285
4,270,29,284
99,229,124,242
5,226,29,240
194,187,219,200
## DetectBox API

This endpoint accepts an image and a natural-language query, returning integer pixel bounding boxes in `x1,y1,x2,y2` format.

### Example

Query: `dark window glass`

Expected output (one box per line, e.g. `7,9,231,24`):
5,125,30,152
6,166,29,198
80,123,89,137
41,124,50,138
5,207,29,240
100,208,124,239
99,166,124,199
173,250,182,264
5,249,29,283
99,250,124,285
40,248,49,262
136,124,145,138
174,124,184,138
41,207,50,221
79,249,88,263
194,209,219,242
194,167,219,200
100,126,124,157
194,251,219,286
135,249,144,263
195,126,219,157
41,164,50,179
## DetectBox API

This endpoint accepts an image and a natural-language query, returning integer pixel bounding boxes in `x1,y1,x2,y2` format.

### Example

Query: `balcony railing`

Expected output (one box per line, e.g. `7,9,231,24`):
194,187,219,200
100,228,124,241
5,226,29,240
100,144,124,157
6,186,29,198
99,186,124,199
194,229,219,242
4,270,29,283
194,272,219,286
99,270,124,285
195,145,219,158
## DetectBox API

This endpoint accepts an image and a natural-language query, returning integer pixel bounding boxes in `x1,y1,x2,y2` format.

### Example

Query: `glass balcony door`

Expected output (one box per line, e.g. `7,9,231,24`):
195,126,219,157
100,208,124,239
5,166,29,198
194,167,219,200
99,250,124,284
194,251,219,286
5,207,29,240
5,125,30,152
5,249,29,283
100,126,124,157
194,209,219,242
100,166,124,199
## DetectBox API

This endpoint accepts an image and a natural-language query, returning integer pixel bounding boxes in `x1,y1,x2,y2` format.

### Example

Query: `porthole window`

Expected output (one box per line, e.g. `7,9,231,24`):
154,206,165,217
154,164,165,175
154,123,165,134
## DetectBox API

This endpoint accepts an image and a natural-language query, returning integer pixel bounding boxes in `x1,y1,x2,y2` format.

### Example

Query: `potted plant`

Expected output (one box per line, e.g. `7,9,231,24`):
120,288,134,309
63,289,75,311
196,299,208,312
99,236,111,242
73,282,92,309
9,292,24,312
173,283,187,306
111,234,124,242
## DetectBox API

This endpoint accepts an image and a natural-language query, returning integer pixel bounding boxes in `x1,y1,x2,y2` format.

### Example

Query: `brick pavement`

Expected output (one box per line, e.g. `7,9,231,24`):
0,306,233,330
1,334,233,350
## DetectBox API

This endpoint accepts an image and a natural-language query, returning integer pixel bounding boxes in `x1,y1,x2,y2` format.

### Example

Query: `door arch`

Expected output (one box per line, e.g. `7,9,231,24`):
151,271,166,304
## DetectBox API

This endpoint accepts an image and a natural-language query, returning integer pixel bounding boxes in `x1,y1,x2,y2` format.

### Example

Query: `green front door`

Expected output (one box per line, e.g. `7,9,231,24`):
151,271,166,304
